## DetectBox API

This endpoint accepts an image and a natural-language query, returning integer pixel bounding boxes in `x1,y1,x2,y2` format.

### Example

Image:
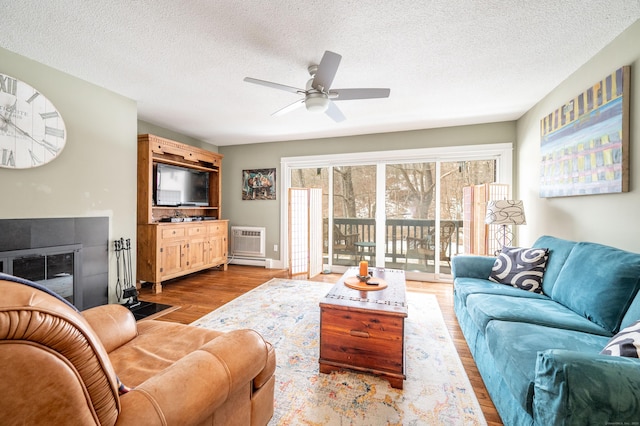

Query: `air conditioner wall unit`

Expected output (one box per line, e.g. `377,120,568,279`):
230,226,266,258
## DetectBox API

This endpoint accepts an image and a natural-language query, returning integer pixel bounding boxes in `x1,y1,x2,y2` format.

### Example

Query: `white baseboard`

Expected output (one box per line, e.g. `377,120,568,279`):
228,256,267,267
228,256,284,269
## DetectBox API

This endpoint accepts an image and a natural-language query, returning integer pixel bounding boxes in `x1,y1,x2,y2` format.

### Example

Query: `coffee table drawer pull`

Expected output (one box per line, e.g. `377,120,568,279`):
350,330,370,338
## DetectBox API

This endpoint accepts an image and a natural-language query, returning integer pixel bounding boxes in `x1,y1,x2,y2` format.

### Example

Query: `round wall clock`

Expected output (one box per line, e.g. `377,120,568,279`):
0,73,67,169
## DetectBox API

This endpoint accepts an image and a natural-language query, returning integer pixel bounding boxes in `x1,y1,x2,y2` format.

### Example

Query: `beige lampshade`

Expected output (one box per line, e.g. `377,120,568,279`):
485,200,526,225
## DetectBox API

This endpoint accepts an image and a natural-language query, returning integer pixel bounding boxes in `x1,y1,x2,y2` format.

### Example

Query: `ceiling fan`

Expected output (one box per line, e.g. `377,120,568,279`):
243,51,390,122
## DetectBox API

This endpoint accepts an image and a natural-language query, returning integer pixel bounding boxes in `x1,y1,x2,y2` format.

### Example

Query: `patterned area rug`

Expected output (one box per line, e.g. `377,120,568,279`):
192,278,486,425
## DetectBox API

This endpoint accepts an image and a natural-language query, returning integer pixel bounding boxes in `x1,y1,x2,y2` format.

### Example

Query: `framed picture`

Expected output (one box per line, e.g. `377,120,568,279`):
242,168,276,200
539,66,630,198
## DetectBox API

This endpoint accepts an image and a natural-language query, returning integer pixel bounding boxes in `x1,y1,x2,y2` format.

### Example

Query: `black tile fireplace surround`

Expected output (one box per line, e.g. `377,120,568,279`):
0,217,109,310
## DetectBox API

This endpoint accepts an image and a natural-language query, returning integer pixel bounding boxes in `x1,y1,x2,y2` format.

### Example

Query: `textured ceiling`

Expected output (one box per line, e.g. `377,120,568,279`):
1,1,639,146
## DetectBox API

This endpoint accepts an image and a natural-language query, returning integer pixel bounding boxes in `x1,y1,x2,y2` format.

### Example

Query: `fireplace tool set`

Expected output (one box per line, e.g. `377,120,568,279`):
115,238,139,308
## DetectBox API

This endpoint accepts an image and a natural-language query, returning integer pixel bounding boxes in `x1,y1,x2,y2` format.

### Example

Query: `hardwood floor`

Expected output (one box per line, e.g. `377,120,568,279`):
138,265,502,426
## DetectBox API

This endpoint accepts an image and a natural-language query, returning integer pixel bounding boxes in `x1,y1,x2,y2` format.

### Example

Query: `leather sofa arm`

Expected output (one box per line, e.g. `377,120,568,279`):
83,304,138,353
115,329,270,426
533,349,640,426
451,255,496,279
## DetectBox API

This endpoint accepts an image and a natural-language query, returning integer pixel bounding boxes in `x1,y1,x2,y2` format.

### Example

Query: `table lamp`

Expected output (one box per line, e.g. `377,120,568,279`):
485,200,526,255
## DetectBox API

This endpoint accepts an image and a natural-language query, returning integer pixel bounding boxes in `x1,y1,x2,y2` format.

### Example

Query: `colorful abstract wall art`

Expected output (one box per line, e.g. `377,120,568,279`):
539,66,630,197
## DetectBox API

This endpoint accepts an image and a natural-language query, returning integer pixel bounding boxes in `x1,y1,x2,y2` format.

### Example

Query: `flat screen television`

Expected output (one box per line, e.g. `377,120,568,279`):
154,163,210,207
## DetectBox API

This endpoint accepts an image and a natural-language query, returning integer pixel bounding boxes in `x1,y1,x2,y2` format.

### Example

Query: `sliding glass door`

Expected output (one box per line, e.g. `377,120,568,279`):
284,144,510,281
384,161,437,272
332,165,376,267
383,160,496,276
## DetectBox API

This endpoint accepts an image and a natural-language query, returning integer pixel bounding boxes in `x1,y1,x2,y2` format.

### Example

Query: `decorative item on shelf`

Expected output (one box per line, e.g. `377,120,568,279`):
485,200,526,255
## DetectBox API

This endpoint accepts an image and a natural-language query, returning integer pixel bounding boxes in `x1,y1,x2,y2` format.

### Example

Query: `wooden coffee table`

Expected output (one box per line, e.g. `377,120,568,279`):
319,267,408,389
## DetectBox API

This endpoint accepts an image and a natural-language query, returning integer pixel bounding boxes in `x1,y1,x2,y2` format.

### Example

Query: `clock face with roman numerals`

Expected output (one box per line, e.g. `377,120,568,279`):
0,73,67,169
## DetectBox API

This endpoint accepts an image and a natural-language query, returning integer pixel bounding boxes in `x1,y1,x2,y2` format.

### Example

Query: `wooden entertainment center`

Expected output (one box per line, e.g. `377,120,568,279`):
136,134,228,293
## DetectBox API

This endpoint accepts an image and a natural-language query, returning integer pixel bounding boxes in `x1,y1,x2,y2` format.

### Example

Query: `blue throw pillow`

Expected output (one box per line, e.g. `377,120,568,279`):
601,319,640,357
488,246,549,294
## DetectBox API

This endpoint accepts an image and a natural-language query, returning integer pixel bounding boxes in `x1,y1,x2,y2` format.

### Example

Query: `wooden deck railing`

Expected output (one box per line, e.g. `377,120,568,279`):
327,218,463,263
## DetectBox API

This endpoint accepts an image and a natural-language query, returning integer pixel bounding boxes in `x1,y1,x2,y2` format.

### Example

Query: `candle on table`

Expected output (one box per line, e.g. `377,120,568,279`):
359,260,368,277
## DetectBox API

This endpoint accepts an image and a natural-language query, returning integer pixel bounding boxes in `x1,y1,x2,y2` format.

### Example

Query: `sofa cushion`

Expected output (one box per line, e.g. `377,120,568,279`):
485,320,610,415
109,320,225,386
601,320,640,357
489,246,549,293
454,277,547,307
466,294,612,337
551,242,640,333
531,235,577,295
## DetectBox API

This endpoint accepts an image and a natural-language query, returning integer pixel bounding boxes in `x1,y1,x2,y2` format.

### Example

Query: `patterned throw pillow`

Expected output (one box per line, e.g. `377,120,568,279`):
601,320,640,357
488,246,549,294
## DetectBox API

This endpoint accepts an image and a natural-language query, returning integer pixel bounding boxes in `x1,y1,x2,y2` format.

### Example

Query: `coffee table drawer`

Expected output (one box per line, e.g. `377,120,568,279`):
320,307,404,373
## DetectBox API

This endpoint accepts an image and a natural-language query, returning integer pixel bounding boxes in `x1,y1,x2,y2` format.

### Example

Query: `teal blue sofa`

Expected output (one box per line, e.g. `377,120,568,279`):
452,235,640,425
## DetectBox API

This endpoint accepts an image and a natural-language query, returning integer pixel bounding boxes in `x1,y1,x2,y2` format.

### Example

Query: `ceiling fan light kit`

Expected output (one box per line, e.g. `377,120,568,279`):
305,93,329,113
244,50,390,122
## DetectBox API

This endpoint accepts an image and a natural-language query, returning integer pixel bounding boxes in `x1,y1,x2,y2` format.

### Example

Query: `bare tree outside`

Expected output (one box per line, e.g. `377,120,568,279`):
333,166,376,219
386,163,435,219
386,161,495,221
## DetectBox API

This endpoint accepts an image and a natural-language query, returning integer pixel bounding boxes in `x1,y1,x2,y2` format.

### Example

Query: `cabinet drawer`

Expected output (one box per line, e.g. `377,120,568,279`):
208,223,227,235
161,227,185,239
320,307,404,373
188,225,207,236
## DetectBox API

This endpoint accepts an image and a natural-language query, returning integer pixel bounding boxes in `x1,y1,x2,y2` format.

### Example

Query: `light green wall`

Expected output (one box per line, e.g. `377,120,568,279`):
0,47,138,302
220,121,517,262
516,19,640,252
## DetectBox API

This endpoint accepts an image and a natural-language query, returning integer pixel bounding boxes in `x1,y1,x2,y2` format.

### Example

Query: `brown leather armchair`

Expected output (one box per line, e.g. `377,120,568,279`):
0,276,275,425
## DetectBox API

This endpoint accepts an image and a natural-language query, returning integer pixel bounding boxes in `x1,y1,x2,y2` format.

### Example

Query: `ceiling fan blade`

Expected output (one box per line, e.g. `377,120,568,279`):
272,99,305,117
325,101,346,122
243,77,303,94
329,88,391,101
312,51,341,91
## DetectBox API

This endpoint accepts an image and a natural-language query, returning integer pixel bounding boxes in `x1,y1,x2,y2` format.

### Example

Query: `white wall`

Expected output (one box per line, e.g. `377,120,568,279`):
0,47,138,302
516,20,640,252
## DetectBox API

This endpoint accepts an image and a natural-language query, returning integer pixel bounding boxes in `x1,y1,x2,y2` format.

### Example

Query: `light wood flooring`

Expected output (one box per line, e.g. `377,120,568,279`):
138,265,502,426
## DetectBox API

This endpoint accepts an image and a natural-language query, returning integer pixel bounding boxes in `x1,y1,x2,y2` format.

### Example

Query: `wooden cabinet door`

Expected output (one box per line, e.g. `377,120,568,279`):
208,234,226,265
159,239,186,278
188,237,209,270
208,222,227,266
187,225,209,270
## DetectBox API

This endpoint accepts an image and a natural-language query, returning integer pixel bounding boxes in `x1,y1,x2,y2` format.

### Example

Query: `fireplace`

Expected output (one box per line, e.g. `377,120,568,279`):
0,217,109,310
1,244,82,306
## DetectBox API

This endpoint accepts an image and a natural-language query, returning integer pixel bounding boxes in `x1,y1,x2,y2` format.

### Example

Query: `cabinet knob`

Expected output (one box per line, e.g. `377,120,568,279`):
350,330,370,338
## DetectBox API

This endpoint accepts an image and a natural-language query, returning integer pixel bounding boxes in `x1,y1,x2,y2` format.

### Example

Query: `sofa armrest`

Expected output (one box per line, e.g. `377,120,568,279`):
115,329,270,426
83,304,138,353
451,255,496,279
534,349,640,426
